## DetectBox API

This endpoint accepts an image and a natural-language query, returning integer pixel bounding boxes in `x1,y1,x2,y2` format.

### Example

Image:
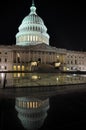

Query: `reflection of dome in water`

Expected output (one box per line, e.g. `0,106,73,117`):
15,97,49,130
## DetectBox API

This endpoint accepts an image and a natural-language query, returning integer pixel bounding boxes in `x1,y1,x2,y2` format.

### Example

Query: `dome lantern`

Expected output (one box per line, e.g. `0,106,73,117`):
30,0,37,15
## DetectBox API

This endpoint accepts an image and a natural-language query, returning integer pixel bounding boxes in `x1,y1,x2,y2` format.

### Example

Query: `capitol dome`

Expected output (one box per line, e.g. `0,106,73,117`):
16,0,50,46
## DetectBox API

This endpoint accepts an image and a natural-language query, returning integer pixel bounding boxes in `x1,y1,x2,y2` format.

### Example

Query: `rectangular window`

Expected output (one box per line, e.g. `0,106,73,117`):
28,36,29,41
23,102,26,108
13,73,17,78
22,65,25,71
33,102,35,108
30,36,32,41
36,36,38,41
18,66,20,71
27,102,29,108
35,102,38,108
29,102,32,108
22,73,25,77
18,73,21,77
13,66,16,71
5,59,7,62
5,66,7,70
33,36,35,41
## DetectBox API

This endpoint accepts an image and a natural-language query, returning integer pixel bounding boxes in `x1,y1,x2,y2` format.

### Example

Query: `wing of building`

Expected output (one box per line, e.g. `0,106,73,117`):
0,1,86,72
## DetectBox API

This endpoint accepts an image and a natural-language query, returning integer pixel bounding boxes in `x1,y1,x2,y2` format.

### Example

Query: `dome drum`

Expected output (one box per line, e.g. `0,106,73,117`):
16,32,49,45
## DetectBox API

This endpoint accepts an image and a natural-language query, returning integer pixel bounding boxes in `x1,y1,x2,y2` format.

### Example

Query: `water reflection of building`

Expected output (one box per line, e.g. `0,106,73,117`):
15,97,49,130
0,1,86,72
0,73,86,88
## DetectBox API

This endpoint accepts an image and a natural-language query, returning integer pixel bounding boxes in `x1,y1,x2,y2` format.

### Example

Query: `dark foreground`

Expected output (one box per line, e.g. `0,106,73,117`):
0,90,86,129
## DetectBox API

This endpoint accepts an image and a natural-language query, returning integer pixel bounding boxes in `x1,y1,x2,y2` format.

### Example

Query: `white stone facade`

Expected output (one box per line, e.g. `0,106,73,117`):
65,51,86,71
0,44,86,72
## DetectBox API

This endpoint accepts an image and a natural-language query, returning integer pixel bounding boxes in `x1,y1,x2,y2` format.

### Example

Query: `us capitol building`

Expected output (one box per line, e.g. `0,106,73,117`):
0,0,86,72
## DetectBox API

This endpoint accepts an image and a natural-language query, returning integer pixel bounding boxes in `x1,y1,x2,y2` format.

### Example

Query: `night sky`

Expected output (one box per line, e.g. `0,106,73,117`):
0,0,86,51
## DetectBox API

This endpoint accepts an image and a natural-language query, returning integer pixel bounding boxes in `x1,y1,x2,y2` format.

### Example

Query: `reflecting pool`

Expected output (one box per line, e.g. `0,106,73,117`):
0,73,86,129
0,73,86,88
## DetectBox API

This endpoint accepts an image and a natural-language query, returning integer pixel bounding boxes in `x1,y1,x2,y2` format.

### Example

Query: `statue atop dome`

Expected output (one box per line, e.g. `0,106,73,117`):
32,0,35,6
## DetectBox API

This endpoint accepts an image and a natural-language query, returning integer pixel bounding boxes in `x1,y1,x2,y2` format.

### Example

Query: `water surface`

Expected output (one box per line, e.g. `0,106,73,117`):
0,73,86,129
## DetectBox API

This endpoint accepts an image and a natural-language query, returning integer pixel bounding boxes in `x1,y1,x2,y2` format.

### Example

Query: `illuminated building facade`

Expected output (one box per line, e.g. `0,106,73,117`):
65,51,86,71
0,0,86,72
